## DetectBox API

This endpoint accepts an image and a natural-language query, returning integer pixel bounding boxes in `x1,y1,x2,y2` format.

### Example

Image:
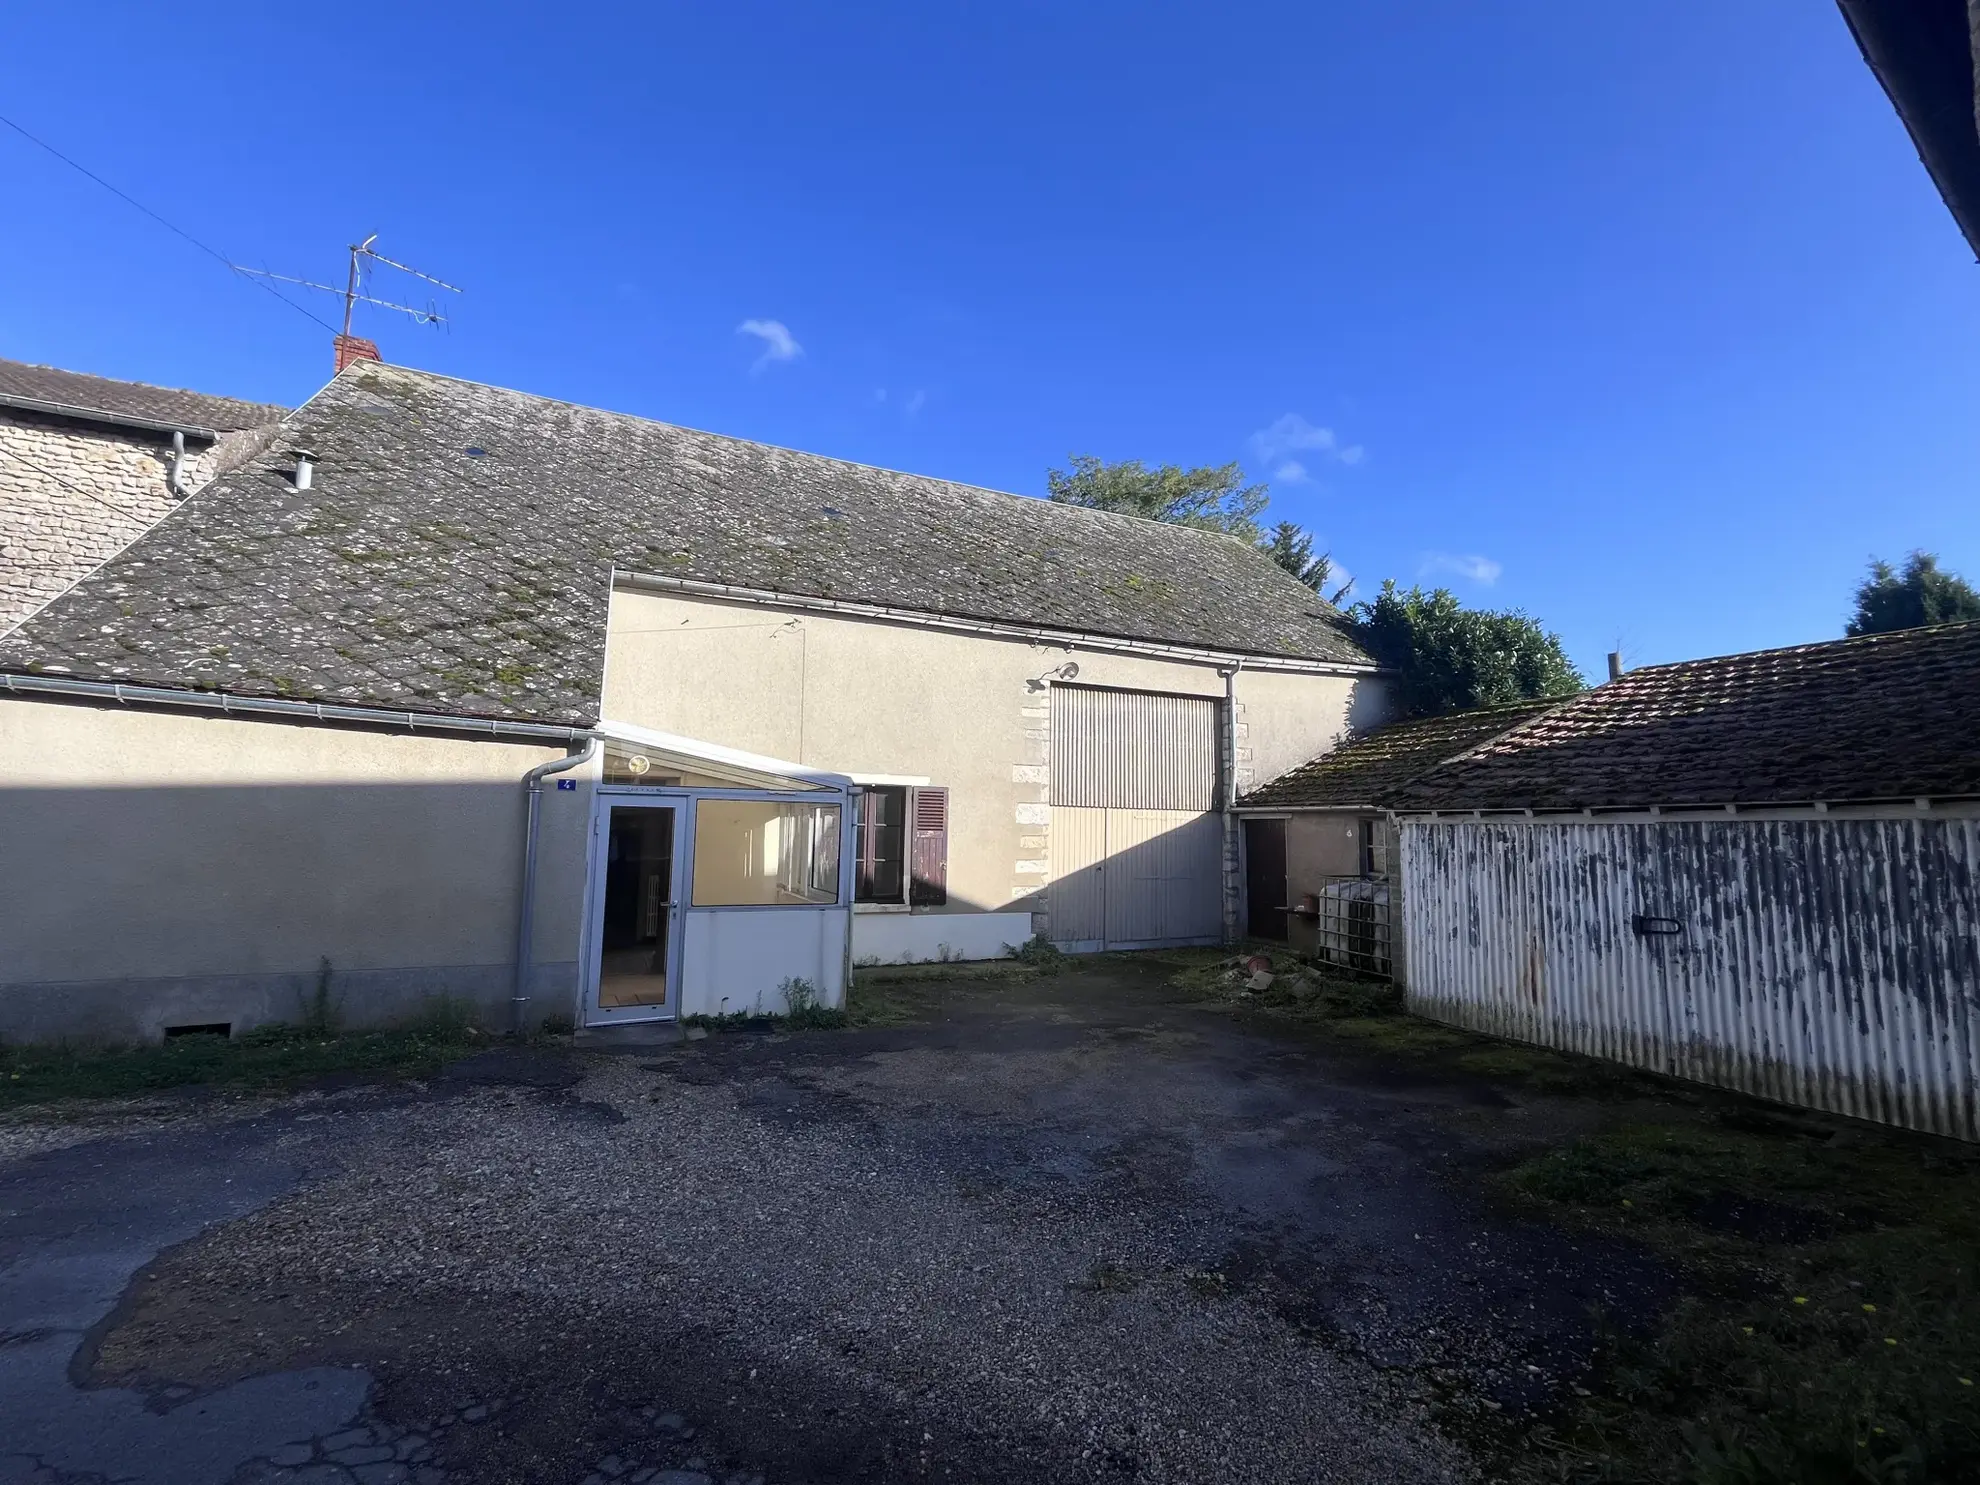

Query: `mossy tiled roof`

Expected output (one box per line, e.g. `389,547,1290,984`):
1239,698,1567,809
0,362,1371,725
1386,622,1980,811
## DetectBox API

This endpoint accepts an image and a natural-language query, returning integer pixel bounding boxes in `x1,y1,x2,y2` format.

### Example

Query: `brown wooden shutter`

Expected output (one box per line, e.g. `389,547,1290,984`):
908,786,949,906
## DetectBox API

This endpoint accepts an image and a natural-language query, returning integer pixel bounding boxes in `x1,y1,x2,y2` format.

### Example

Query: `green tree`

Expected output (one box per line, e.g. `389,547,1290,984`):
1046,454,1269,543
1352,581,1584,720
1846,551,1980,636
1261,520,1351,603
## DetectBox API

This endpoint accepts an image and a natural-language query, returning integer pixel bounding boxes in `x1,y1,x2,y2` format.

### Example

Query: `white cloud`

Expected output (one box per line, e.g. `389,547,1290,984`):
736,318,802,371
1271,460,1310,485
904,389,927,417
1419,552,1503,586
1251,413,1364,469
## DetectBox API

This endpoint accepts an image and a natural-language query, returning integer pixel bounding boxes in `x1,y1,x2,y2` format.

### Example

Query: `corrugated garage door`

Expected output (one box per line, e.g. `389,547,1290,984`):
1048,686,1223,950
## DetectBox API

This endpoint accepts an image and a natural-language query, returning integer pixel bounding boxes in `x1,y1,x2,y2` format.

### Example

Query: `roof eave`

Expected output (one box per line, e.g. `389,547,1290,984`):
1838,0,1980,259
614,568,1380,674
1392,792,1980,819
0,390,227,442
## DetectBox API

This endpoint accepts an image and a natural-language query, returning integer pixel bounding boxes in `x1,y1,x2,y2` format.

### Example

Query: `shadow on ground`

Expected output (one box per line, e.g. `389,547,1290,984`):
0,959,1732,1483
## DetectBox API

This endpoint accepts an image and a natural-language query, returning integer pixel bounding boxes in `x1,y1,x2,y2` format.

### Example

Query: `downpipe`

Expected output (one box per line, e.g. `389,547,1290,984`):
1221,661,1243,945
512,736,602,1035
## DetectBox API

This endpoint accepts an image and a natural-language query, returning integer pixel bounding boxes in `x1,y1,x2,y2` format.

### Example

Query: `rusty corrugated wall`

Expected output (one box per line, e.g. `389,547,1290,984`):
1403,815,1980,1139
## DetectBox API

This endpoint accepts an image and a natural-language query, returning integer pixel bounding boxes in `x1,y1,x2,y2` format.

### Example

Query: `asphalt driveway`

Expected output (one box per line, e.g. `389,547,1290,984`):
0,959,1674,1484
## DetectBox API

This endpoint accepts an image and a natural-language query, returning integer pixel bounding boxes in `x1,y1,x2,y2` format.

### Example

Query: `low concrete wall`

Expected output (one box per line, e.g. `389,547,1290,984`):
0,961,579,1046
852,910,1035,966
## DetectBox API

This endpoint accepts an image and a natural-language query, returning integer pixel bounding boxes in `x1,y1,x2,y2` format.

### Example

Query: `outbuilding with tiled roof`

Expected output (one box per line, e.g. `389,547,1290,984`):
1379,622,1980,1143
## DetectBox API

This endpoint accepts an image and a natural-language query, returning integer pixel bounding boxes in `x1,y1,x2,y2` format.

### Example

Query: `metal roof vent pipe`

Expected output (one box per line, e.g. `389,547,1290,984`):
1607,651,1625,682
291,448,317,492
167,430,188,498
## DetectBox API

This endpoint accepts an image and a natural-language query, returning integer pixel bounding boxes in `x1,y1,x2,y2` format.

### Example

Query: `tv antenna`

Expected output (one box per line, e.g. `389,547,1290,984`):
231,234,462,346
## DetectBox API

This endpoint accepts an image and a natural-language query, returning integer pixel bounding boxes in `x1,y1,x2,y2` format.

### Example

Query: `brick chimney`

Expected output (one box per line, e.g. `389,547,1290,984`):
334,334,382,374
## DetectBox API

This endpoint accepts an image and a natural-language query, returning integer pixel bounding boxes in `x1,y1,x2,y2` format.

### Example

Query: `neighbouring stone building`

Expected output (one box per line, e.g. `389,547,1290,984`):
0,359,285,634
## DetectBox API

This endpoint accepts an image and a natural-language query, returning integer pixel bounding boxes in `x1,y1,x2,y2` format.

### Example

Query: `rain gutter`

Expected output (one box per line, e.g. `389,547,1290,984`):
0,670,593,744
613,570,1377,676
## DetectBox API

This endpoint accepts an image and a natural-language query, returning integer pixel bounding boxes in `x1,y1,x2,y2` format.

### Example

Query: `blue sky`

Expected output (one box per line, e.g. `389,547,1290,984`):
4,2,1977,679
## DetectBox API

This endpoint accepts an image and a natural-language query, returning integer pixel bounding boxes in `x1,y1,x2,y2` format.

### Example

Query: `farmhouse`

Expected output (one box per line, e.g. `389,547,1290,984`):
0,359,1385,1042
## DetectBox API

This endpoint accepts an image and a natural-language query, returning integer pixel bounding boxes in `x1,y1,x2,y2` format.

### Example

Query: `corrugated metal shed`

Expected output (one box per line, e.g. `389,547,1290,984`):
1404,815,1980,1139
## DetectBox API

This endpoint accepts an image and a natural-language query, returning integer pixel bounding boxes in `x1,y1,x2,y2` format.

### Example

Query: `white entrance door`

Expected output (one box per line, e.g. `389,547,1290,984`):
583,798,686,1025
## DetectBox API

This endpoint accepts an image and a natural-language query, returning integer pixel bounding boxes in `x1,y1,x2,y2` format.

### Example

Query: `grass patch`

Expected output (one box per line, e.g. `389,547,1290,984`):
1169,949,1658,1097
1167,947,1980,1478
856,958,1046,984
0,1008,483,1113
846,974,946,1028
1504,1119,1980,1483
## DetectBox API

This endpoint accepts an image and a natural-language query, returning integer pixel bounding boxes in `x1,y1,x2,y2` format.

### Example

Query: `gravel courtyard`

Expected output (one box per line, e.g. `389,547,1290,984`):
1,959,1674,1485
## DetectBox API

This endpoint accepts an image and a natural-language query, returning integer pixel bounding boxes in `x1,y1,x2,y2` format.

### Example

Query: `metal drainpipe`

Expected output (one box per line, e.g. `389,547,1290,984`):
512,736,602,1035
1221,661,1243,945
167,431,187,497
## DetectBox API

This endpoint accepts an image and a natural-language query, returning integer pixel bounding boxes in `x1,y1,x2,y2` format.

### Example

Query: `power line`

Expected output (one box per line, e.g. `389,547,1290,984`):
0,111,339,334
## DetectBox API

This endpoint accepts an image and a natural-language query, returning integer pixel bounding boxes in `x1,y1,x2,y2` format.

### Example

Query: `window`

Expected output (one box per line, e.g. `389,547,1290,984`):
855,786,907,903
691,799,841,906
1358,817,1386,878
855,785,949,906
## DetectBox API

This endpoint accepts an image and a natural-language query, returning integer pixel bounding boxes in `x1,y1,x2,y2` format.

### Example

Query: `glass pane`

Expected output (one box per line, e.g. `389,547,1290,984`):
603,738,824,790
692,800,842,906
599,807,675,1008
855,786,906,903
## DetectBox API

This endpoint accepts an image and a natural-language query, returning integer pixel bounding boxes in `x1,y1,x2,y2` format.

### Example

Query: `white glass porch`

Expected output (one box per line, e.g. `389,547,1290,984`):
580,721,854,1027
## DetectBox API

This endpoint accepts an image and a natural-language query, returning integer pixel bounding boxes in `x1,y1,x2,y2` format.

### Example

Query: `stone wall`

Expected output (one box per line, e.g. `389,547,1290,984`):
0,413,273,635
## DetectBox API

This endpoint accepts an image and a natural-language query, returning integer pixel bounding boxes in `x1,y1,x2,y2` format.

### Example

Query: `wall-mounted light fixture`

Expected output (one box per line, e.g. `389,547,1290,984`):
1026,660,1080,692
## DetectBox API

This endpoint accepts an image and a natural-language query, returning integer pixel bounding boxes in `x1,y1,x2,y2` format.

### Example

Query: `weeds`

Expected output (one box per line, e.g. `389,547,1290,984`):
1008,934,1068,972
780,977,848,1031
0,1016,481,1112
680,979,848,1035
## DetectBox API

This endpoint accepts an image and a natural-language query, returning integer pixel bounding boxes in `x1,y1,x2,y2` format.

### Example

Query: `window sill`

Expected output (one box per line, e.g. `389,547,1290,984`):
853,902,912,914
